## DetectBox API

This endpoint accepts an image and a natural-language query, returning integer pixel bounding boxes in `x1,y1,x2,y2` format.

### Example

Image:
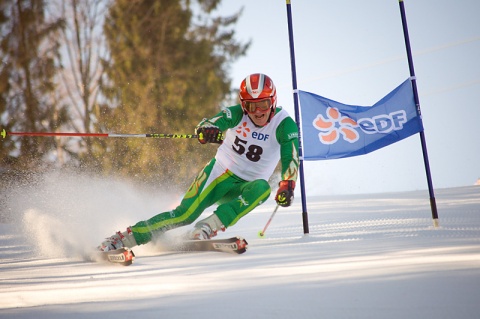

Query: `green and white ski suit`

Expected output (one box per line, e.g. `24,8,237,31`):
130,105,299,245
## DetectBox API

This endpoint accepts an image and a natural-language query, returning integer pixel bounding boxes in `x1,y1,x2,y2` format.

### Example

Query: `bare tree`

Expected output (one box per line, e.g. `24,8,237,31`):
48,0,110,164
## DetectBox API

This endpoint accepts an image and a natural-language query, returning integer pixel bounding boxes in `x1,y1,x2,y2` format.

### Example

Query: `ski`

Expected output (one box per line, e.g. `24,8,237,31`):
173,236,248,254
89,237,247,266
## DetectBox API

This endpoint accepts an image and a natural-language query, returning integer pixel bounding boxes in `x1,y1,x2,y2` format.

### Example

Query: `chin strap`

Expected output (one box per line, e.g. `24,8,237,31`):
266,107,276,124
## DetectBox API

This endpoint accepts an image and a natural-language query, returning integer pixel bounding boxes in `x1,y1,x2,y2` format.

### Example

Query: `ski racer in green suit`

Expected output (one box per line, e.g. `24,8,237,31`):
98,73,300,252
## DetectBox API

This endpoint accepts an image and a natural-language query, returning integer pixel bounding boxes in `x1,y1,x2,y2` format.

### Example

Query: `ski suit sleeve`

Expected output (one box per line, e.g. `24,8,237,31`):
196,104,244,132
276,116,300,182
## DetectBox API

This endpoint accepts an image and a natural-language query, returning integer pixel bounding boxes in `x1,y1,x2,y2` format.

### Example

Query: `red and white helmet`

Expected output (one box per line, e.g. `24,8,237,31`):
239,73,277,120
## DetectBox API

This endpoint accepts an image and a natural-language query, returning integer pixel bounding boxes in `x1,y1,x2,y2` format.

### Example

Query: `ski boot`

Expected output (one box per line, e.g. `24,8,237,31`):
98,227,137,252
188,214,225,240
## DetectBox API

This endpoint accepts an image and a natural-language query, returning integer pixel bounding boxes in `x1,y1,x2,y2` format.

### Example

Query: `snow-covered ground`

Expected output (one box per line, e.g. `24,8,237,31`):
1,176,479,318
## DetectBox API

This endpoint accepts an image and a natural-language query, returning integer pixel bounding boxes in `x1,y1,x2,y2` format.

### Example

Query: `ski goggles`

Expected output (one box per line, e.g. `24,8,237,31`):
243,98,272,113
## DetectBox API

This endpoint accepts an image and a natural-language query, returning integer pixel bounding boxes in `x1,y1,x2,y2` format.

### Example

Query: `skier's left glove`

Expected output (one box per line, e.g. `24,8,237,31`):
195,123,223,144
275,180,295,207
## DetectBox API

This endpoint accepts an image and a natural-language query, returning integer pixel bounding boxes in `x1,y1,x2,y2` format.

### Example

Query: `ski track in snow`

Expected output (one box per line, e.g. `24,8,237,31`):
0,182,479,319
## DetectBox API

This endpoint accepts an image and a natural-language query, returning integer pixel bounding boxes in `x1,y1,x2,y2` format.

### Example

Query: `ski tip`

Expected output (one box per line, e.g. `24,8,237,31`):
229,237,248,254
107,248,135,266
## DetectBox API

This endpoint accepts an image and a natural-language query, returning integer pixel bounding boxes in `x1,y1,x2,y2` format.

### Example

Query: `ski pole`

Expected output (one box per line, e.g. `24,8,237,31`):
1,128,198,139
258,205,280,238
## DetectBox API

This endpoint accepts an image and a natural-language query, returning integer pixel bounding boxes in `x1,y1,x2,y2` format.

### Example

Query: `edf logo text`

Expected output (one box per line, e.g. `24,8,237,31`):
252,132,269,141
358,111,407,134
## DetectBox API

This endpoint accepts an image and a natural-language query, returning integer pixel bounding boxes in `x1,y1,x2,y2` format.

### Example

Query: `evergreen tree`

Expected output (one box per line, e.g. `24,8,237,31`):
97,0,248,188
0,0,64,169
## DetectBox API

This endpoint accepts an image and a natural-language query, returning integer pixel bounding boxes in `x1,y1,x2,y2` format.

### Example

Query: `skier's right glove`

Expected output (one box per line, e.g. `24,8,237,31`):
275,180,295,207
196,123,223,144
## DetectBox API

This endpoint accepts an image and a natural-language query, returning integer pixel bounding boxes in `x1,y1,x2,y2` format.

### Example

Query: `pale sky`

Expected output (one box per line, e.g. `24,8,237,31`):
214,0,480,195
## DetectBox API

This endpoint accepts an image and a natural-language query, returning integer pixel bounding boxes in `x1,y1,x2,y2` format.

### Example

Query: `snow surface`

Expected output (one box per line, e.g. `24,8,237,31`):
1,176,479,319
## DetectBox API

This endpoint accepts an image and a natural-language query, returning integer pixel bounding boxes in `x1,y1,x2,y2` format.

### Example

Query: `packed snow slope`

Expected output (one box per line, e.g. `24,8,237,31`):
1,176,479,319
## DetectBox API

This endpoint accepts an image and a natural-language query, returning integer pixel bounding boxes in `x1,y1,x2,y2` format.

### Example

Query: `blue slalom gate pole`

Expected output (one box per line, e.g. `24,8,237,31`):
285,0,309,234
399,0,439,226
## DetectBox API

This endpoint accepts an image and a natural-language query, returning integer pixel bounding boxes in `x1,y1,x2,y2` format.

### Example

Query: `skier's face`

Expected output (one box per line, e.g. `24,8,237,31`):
248,107,271,127
244,98,272,127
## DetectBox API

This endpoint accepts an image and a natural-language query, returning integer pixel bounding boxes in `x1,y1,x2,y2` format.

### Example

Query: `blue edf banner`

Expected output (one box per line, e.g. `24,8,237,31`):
298,78,424,160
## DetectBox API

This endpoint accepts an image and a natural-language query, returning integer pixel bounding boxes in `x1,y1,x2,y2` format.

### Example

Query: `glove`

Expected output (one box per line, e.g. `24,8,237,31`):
196,124,222,144
275,180,295,207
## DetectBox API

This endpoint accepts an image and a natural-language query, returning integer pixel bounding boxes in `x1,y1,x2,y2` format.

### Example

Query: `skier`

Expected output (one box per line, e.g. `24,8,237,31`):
98,73,299,252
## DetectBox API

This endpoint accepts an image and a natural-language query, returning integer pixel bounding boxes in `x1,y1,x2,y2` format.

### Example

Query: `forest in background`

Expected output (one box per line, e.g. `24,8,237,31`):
0,0,249,189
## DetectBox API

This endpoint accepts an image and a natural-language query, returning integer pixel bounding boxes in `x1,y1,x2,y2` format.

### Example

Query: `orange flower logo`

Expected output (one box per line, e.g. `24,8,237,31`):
184,171,206,199
236,122,250,138
313,107,359,144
